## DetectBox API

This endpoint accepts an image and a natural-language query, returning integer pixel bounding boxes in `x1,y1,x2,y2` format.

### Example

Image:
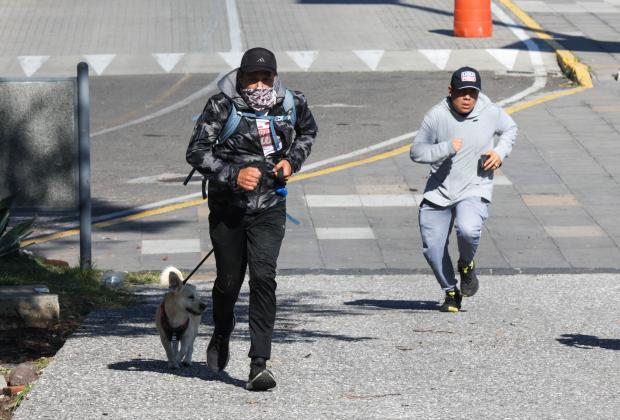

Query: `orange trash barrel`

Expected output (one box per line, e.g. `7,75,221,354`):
454,0,492,38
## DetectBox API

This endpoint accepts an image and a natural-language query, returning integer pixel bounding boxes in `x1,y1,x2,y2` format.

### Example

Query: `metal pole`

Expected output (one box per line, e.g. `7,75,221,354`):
77,62,92,269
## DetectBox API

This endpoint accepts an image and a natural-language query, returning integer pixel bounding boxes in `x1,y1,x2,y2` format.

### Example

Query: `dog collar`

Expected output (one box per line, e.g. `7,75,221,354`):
160,302,190,341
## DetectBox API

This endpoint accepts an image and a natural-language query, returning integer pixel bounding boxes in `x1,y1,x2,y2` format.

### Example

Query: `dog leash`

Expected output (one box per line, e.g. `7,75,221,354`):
182,248,214,285
182,167,292,285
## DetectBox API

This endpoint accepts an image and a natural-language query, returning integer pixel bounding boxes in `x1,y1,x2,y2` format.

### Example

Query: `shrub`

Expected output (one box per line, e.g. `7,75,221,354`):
0,195,34,258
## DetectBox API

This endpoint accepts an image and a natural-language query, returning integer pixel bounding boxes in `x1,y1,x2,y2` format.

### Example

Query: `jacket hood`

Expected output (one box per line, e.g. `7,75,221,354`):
443,92,492,120
217,69,288,110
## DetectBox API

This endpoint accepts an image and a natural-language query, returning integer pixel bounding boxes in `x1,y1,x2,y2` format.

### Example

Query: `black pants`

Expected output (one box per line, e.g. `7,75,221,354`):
209,202,286,360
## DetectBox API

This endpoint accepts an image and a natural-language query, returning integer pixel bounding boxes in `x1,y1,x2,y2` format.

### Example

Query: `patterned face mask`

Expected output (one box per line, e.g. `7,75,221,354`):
241,88,277,112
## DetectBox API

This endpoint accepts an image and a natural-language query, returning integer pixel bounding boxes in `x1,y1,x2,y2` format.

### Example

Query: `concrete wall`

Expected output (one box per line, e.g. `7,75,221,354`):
0,79,77,211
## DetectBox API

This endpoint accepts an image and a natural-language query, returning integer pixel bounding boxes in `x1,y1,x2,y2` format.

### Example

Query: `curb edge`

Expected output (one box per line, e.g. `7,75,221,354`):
497,0,593,88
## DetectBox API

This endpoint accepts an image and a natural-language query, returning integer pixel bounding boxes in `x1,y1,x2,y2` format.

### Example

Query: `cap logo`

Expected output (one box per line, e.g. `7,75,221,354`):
257,57,265,63
461,71,476,82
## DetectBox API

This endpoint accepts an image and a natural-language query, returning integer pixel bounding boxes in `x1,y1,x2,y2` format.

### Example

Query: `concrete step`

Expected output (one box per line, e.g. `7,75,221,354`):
0,285,59,329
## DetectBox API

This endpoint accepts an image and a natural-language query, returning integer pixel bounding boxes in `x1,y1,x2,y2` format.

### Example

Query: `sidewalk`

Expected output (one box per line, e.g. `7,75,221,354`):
13,274,620,419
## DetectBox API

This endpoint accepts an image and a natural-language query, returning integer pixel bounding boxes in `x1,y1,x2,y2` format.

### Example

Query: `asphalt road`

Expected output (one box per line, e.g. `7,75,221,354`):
88,71,547,213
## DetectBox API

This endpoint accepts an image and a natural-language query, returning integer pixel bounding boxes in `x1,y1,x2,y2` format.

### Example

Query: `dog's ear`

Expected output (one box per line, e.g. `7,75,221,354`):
168,271,182,290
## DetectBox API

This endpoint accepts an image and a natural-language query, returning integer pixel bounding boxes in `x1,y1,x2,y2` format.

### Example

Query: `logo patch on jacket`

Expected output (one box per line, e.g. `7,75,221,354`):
461,71,477,82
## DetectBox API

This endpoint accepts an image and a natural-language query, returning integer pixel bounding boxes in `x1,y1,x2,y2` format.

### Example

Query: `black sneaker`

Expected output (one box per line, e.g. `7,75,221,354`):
246,357,276,391
459,260,479,297
206,317,235,373
440,289,462,313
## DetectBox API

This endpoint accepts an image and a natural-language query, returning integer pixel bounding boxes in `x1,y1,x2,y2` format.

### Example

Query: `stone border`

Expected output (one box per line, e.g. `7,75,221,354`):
498,0,593,88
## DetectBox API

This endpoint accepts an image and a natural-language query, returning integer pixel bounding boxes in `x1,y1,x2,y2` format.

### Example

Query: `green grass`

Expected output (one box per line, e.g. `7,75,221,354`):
8,384,33,412
0,253,143,322
125,270,160,285
0,253,164,420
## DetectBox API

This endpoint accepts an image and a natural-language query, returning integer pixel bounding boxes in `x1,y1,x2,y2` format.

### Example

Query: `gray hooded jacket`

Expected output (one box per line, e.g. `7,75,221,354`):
410,93,517,206
187,69,318,212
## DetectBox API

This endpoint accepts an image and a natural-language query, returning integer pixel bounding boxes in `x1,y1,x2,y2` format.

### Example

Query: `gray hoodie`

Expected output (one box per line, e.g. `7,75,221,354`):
410,93,517,206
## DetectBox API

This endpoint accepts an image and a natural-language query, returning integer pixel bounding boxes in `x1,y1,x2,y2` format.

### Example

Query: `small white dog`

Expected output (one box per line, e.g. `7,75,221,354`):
155,266,207,369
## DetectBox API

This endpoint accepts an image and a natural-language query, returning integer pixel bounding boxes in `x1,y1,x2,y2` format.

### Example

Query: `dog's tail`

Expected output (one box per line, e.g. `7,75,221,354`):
160,266,184,287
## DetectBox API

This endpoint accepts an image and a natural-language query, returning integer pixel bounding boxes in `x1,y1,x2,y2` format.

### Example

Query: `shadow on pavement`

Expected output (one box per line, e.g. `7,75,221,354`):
300,0,620,55
106,359,247,388
556,334,620,350
343,299,439,311
73,289,375,343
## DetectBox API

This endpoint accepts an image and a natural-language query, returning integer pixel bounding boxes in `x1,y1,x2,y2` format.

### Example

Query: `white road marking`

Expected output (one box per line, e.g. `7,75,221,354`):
491,2,547,106
127,173,188,184
300,132,416,173
83,54,116,76
153,53,185,73
219,52,244,69
93,3,545,218
305,194,418,207
353,50,385,71
226,0,243,52
315,227,375,240
306,195,361,207
311,103,367,108
286,50,319,71
360,194,418,207
544,225,606,238
419,49,451,70
92,70,227,137
486,48,520,70
141,239,201,254
17,55,49,77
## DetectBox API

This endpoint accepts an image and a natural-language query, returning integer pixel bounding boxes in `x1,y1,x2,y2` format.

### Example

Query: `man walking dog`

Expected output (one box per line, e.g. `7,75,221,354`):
186,47,318,390
410,67,517,313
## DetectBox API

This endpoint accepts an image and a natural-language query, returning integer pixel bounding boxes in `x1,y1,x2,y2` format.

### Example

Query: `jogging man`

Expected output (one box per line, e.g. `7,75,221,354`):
410,66,517,312
186,47,318,390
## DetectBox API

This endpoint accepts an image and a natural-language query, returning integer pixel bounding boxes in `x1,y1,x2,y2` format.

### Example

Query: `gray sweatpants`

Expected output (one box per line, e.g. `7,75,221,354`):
418,196,489,291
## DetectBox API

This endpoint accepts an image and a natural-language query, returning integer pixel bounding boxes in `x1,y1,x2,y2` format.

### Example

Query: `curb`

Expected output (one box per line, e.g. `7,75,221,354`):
498,0,593,88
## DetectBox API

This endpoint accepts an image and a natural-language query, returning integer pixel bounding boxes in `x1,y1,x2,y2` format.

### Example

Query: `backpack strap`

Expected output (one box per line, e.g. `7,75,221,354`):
184,91,297,195
283,89,297,127
217,101,242,145
218,90,296,145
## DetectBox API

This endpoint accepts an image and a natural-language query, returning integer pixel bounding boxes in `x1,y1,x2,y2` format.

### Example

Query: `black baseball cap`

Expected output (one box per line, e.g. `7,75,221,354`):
239,47,277,74
450,66,482,91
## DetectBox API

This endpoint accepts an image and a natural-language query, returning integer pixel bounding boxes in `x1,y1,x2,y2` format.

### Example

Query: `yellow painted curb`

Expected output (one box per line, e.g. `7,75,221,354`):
498,0,593,88
22,197,206,247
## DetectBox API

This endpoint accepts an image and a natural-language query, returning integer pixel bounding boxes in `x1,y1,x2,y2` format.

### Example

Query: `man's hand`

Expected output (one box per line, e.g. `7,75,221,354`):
237,166,262,191
452,138,463,152
273,159,292,180
482,150,502,171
